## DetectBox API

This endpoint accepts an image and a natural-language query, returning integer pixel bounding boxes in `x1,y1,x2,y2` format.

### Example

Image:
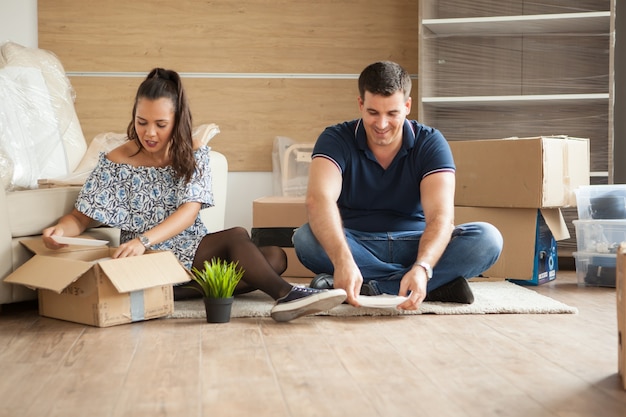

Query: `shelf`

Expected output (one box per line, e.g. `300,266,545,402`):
418,0,612,179
422,11,610,36
421,93,609,107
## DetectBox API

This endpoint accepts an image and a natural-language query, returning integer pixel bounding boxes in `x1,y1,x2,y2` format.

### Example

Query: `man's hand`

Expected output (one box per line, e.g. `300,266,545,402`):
397,267,428,310
332,263,363,307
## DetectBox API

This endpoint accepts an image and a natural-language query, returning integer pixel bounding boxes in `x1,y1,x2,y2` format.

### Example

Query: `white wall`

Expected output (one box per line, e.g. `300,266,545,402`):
0,0,276,231
0,0,38,47
226,172,274,231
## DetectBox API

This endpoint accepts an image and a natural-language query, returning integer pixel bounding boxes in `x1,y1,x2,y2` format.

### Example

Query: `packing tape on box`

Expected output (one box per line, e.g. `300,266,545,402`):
563,137,571,205
130,290,145,321
251,227,297,247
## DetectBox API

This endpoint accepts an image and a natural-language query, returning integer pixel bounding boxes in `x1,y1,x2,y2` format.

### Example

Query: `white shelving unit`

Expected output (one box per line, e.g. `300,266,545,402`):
418,0,614,252
418,1,613,180
422,93,609,106
422,11,610,35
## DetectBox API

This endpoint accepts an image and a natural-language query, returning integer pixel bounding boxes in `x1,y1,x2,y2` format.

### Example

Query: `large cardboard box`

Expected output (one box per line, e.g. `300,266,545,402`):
252,196,314,278
5,238,190,327
455,207,570,284
617,244,626,390
449,136,590,208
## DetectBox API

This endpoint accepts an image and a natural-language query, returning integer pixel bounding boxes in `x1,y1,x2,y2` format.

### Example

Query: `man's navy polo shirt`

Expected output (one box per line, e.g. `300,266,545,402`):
312,119,455,232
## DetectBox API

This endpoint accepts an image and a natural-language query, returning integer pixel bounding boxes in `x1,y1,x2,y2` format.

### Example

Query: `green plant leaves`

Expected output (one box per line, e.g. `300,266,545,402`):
190,258,244,298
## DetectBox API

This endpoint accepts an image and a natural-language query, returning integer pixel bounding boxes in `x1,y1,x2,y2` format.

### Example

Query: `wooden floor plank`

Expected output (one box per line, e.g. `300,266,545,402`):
0,318,87,417
21,322,141,417
199,320,289,417
394,316,551,416
0,270,625,417
112,321,202,417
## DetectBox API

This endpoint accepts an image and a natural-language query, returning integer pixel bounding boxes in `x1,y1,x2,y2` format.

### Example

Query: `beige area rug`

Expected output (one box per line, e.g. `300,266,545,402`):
169,280,578,319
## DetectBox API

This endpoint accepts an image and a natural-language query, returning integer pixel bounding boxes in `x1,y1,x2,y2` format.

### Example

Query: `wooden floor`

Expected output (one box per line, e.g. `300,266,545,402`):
1,270,625,417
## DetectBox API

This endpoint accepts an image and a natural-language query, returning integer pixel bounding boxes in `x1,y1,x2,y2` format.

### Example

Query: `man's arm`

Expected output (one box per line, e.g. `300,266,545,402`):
398,171,456,309
305,157,363,306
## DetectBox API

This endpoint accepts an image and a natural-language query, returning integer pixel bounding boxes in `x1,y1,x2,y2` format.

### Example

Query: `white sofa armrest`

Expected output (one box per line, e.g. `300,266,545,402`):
0,186,17,304
200,150,228,232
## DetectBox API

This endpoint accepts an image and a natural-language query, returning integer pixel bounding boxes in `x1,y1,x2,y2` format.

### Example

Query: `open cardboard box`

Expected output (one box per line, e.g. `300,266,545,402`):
449,136,589,208
5,237,191,327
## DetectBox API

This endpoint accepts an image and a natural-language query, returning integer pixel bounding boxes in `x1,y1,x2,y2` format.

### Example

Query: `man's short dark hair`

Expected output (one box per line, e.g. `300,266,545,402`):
358,61,412,101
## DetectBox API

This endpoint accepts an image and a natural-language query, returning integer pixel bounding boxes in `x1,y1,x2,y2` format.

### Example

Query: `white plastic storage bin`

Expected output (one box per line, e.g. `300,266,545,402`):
573,219,626,254
271,136,314,197
281,143,313,197
573,252,616,287
574,185,626,220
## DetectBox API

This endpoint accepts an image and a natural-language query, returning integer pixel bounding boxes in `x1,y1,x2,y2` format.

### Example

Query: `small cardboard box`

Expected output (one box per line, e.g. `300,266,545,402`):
449,136,590,208
5,238,190,327
455,207,570,284
617,244,626,390
252,196,314,278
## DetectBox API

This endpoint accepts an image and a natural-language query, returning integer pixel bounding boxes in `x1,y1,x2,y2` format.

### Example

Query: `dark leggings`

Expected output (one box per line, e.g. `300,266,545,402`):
174,227,292,301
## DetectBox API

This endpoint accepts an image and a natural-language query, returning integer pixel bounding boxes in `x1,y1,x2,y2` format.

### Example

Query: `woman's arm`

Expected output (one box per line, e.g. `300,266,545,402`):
42,208,94,249
112,201,202,258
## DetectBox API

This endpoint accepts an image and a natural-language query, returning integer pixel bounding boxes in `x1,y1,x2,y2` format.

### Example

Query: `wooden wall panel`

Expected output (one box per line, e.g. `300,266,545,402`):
38,0,420,171
38,0,418,74
71,77,361,171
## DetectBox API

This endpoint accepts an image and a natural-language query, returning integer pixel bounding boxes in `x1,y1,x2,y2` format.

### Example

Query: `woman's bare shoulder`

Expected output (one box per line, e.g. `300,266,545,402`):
106,141,140,164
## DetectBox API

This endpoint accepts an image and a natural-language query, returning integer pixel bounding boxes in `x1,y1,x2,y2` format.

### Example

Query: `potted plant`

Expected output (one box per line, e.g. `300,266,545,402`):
190,258,244,323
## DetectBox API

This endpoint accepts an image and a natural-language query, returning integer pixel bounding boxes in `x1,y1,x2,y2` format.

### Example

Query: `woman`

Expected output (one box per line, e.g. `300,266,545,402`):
42,68,346,322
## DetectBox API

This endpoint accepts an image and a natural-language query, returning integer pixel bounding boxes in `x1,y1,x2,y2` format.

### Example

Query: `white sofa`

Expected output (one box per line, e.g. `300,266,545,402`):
0,42,228,305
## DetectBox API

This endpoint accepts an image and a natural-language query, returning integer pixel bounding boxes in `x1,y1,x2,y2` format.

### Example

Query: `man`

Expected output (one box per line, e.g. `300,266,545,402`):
292,61,503,309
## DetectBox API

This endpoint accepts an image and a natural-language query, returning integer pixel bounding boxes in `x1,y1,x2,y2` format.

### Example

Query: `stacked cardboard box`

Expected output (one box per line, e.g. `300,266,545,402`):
451,136,590,285
252,196,313,278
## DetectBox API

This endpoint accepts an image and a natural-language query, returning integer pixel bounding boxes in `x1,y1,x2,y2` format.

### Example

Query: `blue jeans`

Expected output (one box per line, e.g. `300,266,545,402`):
292,222,503,295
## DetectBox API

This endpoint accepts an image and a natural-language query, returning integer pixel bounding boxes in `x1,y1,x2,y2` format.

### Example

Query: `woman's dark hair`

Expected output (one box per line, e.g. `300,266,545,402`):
358,61,412,101
127,68,196,182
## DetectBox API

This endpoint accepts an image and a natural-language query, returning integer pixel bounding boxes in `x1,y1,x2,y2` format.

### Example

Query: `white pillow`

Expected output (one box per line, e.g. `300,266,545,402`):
193,123,220,146
73,132,128,174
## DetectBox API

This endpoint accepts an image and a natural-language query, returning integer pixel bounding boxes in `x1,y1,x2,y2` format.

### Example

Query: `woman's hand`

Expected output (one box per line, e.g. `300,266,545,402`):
42,225,69,250
41,209,92,250
112,238,147,259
